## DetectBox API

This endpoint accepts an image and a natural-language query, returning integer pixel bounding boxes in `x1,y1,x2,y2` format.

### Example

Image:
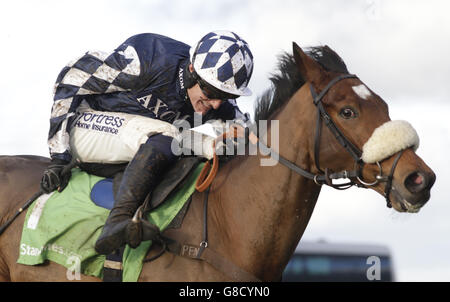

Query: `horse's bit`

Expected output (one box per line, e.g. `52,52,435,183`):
257,74,405,208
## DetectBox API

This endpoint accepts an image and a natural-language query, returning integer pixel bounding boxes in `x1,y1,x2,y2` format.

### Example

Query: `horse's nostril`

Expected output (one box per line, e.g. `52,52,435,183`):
412,173,423,185
404,171,427,194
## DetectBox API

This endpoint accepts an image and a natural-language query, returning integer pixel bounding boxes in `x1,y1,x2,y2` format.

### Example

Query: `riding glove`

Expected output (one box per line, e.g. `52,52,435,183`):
215,123,250,162
40,158,72,193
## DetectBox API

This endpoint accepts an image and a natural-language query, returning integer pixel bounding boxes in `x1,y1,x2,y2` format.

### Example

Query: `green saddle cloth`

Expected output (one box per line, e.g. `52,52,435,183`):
17,164,203,282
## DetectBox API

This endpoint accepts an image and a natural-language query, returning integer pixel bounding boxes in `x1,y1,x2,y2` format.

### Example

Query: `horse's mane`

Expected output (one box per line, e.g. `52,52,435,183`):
254,45,349,122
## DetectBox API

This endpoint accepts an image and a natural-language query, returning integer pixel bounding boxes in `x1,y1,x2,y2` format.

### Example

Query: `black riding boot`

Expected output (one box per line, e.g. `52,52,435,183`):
94,143,174,255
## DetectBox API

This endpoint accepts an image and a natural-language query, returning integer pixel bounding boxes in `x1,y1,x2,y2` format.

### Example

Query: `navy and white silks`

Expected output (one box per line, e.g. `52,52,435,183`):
48,33,249,163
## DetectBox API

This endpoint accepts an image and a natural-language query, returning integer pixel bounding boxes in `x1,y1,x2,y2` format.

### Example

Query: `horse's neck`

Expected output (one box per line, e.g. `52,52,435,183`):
209,86,321,281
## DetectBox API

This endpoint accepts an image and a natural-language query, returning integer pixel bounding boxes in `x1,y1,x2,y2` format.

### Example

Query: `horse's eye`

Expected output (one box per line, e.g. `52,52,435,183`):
340,107,357,119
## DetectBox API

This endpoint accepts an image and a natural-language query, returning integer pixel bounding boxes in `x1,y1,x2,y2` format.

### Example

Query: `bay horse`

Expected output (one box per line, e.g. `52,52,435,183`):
0,43,435,281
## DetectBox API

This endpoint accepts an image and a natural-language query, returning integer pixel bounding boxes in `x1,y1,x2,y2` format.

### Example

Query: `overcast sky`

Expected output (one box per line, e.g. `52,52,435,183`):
1,0,449,281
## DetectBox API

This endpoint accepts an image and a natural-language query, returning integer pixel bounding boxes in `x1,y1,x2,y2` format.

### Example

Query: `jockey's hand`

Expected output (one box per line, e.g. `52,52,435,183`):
223,123,258,145
40,158,72,193
217,122,258,147
215,123,251,159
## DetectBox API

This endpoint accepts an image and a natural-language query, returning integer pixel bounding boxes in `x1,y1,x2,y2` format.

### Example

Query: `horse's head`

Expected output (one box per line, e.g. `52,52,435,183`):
292,42,435,213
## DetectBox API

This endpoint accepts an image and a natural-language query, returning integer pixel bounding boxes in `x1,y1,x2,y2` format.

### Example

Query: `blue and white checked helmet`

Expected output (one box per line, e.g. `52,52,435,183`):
190,30,254,97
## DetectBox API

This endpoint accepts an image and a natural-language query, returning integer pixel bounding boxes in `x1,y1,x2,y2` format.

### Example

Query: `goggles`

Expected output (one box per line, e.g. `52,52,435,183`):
192,70,239,101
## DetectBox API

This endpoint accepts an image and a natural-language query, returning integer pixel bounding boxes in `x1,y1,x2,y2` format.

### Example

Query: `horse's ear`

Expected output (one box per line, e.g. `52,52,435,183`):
292,42,323,83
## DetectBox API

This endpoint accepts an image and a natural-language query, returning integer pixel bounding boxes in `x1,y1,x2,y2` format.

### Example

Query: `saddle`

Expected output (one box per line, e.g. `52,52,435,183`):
17,156,207,282
89,156,203,213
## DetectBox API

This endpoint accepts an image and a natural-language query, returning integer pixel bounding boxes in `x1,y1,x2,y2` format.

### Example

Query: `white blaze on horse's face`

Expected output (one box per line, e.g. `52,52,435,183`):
352,84,372,100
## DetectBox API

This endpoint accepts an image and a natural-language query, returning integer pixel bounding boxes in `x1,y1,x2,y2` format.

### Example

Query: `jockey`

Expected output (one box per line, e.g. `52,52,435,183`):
40,30,254,255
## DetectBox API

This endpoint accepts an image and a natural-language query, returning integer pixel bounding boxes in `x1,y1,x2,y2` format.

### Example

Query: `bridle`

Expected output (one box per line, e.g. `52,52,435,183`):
257,74,405,208
183,77,406,282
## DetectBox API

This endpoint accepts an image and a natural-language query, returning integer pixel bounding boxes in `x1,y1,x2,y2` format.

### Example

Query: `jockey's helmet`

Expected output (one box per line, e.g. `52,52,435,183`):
190,30,254,99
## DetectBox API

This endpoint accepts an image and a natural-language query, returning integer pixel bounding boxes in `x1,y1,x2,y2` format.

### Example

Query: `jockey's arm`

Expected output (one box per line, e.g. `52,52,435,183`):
47,32,186,163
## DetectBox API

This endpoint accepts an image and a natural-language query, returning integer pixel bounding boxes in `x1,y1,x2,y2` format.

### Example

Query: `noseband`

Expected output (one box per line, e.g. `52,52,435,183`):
258,74,404,208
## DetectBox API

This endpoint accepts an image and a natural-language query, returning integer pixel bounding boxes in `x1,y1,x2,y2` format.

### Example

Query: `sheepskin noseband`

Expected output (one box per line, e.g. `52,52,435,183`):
361,120,420,164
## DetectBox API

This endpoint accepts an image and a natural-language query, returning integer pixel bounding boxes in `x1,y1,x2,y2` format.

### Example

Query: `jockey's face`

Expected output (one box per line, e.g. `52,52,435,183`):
187,64,223,115
187,85,224,115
